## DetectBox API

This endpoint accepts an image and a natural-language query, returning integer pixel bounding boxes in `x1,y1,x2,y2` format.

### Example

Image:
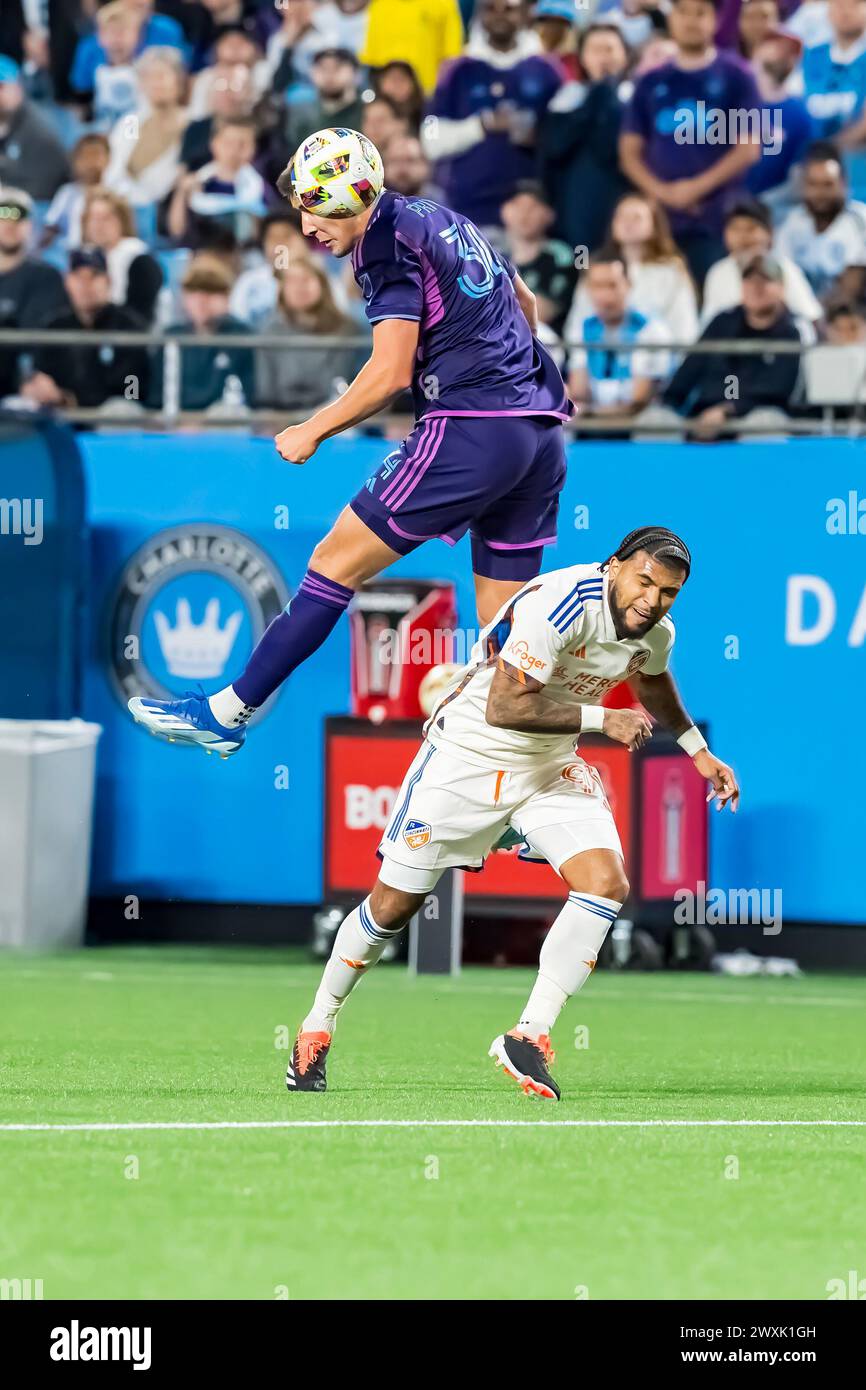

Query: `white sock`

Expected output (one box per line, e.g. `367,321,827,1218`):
208,684,256,729
302,896,405,1034
517,892,622,1038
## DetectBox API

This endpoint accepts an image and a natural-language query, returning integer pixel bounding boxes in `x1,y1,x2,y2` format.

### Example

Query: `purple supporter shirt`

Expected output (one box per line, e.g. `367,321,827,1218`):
351,190,572,420
427,54,564,227
622,52,762,235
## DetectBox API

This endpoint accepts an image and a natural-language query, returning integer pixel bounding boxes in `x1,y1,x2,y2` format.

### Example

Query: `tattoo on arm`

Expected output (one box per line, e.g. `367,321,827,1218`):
485,660,585,734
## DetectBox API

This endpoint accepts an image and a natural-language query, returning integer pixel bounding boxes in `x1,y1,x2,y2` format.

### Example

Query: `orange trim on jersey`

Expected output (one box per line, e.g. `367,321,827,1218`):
493,770,505,804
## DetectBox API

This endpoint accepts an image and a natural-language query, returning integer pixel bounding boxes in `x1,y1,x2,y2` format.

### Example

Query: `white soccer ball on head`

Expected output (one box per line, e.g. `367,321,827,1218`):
287,127,385,219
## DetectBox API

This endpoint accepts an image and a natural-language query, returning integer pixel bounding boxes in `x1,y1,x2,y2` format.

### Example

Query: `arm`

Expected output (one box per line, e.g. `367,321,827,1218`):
486,663,652,750
618,131,670,203
682,140,761,202
513,273,538,334
274,318,419,462
629,669,740,810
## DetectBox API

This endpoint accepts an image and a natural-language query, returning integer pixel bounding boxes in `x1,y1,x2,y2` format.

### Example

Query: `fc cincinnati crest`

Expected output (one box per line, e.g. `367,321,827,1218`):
109,524,288,710
403,819,432,850
626,650,651,676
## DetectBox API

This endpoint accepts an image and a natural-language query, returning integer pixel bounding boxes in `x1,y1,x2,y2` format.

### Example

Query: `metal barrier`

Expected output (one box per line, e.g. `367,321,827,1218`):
2,327,865,436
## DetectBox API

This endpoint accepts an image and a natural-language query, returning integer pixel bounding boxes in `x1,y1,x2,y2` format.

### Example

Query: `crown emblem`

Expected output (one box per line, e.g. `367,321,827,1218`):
153,597,242,679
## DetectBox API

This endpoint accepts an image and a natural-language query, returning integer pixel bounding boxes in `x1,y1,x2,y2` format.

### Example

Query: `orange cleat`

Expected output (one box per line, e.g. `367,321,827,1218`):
286,1029,332,1093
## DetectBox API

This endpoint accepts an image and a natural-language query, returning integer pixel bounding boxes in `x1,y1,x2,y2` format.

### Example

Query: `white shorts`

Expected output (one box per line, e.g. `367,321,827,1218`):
378,739,623,893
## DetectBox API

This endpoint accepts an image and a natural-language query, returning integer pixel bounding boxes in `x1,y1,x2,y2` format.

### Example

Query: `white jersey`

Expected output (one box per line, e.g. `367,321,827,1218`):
425,562,674,771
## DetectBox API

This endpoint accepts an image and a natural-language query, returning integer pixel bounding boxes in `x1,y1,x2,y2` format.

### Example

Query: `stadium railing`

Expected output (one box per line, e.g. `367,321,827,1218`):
2,328,866,436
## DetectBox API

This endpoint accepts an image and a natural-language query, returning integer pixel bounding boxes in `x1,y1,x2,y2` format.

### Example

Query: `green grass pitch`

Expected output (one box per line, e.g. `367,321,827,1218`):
1,946,864,1301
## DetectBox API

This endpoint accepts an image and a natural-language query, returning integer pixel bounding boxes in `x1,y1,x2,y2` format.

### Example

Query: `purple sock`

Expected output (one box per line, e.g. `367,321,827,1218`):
233,569,354,707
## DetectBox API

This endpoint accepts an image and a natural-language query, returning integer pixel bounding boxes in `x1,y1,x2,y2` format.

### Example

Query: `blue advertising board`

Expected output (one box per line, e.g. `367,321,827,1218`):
78,432,865,924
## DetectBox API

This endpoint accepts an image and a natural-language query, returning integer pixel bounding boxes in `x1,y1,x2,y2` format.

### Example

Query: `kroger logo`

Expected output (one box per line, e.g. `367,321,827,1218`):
109,523,288,707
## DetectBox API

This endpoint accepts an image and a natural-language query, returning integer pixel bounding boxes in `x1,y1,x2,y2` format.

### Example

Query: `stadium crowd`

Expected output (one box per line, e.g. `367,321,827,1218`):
2,0,866,429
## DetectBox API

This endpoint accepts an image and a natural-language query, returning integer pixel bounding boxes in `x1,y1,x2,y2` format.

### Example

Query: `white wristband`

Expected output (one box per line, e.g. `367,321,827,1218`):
677,725,708,757
579,705,605,733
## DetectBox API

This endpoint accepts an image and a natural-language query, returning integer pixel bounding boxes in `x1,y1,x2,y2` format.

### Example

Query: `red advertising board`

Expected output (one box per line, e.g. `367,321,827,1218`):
324,721,638,906
638,754,708,899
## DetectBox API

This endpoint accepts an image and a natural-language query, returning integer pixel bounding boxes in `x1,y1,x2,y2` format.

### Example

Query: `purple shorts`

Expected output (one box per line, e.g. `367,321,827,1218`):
349,413,567,580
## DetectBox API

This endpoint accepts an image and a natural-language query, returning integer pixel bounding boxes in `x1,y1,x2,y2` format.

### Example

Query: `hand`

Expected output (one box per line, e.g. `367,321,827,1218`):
22,371,64,405
274,421,321,464
601,707,653,751
693,403,731,439
659,178,704,211
694,749,740,813
481,105,514,134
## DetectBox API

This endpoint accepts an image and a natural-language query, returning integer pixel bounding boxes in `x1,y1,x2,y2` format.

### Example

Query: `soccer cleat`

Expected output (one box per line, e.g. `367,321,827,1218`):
286,1030,332,1093
489,1030,560,1101
128,693,245,757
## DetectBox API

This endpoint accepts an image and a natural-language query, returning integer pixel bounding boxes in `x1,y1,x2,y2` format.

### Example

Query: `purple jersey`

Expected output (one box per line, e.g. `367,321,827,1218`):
351,190,572,421
622,54,762,235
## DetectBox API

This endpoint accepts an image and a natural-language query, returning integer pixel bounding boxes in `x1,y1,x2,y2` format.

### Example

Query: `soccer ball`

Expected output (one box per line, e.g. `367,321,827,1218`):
418,663,462,718
287,127,384,219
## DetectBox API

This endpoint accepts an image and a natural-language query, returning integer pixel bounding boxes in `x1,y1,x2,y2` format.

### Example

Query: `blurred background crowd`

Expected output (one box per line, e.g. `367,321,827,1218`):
2,0,866,428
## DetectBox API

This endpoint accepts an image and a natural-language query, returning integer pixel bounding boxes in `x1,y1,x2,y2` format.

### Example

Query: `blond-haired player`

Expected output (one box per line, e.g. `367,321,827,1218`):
287,526,739,1100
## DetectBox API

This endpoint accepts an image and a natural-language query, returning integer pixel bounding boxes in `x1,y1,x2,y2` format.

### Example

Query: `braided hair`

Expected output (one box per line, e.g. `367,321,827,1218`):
601,526,691,579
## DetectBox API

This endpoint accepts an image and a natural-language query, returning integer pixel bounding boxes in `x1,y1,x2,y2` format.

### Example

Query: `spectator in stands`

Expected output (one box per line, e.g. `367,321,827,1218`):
83,2,150,130
188,26,267,120
169,115,266,247
566,192,700,347
372,60,425,133
0,187,69,400
567,253,670,416
80,188,163,324
619,0,763,286
105,48,190,208
383,133,439,198
746,27,814,201
361,95,410,150
255,255,359,410
596,0,667,51
788,0,834,48
180,60,258,172
42,135,111,252
316,1,371,56
229,212,307,327
776,142,866,299
265,0,345,89
803,0,866,200
533,0,580,80
21,245,150,411
538,23,631,254
70,0,187,95
737,0,781,56
285,48,365,157
362,0,464,93
825,297,866,339
423,0,562,227
702,197,823,323
500,181,576,334
662,252,808,429
0,53,69,199
150,254,254,410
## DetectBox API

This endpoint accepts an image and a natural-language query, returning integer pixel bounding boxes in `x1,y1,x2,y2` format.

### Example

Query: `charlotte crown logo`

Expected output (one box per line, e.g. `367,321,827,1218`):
110,523,288,709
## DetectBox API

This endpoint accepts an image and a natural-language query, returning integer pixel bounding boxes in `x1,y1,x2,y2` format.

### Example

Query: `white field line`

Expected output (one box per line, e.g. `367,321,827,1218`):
2,966,864,1009
1,1119,865,1133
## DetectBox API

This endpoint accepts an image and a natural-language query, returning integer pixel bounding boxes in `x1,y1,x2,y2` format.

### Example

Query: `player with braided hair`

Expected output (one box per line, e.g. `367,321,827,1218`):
286,526,739,1100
